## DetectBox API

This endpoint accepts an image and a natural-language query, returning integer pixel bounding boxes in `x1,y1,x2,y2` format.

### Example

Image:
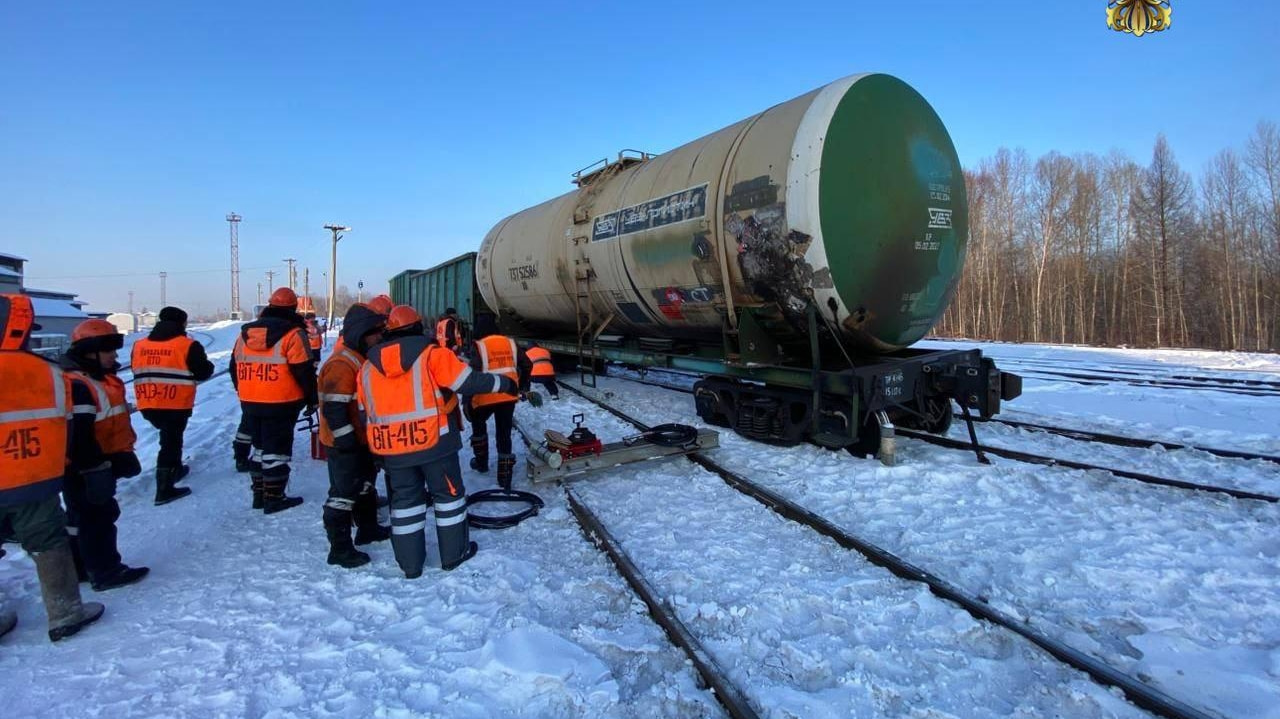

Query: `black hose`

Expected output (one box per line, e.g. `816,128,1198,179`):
631,423,699,448
467,489,545,529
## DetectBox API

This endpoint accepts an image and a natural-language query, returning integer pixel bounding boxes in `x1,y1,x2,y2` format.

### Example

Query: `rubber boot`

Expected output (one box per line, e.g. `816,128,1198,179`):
0,608,15,640
90,564,150,592
154,467,193,506
173,464,191,484
323,507,370,568
263,478,303,514
469,435,489,473
33,545,105,642
352,491,391,546
250,474,264,510
233,435,252,473
442,541,478,571
496,454,516,491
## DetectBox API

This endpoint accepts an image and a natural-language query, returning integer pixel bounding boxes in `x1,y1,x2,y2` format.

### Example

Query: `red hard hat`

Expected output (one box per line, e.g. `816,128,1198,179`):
386,305,422,332
269,287,298,308
368,294,394,315
71,319,125,352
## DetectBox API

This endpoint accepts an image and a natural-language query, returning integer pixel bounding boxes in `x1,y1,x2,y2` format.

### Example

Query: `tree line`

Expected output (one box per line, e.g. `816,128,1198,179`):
934,121,1280,352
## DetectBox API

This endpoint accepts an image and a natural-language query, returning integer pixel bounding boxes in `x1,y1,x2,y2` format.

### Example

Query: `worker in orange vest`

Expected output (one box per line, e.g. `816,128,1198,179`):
305,311,324,356
0,295,105,642
60,319,150,592
435,307,461,353
525,341,559,400
131,306,215,504
466,314,532,490
319,303,391,569
357,305,516,577
230,287,318,514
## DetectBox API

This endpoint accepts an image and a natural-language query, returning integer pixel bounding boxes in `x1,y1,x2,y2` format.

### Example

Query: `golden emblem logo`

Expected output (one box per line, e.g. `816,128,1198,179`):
1107,0,1172,36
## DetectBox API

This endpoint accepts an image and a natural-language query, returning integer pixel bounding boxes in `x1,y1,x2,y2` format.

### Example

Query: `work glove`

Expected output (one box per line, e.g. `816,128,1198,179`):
83,464,118,506
523,391,544,408
108,451,142,479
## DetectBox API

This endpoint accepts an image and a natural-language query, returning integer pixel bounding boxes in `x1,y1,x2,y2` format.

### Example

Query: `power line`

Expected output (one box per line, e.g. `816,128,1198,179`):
28,266,275,281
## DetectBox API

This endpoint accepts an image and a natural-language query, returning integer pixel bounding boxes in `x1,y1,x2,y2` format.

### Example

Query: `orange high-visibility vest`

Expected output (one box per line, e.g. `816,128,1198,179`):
436,317,456,349
71,372,136,454
233,327,309,404
131,336,197,410
526,346,555,378
307,320,323,351
0,352,69,500
471,335,518,408
318,346,364,447
358,344,467,456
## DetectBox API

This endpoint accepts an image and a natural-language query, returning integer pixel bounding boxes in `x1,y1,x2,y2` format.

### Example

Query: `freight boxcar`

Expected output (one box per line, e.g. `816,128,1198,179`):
389,252,494,342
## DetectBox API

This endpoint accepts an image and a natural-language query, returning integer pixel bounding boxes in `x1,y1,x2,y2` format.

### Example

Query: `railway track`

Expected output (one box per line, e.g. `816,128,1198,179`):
615,373,1279,503
555,379,1216,719
997,355,1280,390
968,414,1280,466
1004,364,1280,398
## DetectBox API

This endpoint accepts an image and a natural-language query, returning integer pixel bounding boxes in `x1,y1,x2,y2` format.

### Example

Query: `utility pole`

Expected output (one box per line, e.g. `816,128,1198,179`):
283,258,297,290
323,224,350,326
357,279,364,304
266,269,275,290
226,212,242,319
256,282,263,306
159,272,167,307
303,268,310,308
128,290,134,315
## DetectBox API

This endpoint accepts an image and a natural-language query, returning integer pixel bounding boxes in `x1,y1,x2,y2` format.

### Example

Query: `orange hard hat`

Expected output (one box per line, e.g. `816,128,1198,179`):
368,294,394,315
386,305,422,332
71,318,125,352
269,287,298,308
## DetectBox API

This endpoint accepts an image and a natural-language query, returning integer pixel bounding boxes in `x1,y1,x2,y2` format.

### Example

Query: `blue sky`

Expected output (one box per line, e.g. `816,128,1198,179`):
2,1,1275,316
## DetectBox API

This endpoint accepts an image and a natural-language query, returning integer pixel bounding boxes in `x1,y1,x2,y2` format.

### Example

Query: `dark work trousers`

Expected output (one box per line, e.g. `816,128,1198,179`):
0,494,70,555
140,409,192,470
531,376,559,398
233,412,252,465
385,453,468,576
324,446,377,512
245,407,300,488
62,471,124,582
469,401,516,455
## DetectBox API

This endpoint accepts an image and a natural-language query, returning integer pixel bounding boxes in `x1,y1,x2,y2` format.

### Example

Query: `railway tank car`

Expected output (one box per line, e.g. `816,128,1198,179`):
439,73,1019,452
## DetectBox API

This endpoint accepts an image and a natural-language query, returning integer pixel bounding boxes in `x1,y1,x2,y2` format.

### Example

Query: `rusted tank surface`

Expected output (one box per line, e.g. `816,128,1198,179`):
476,73,967,352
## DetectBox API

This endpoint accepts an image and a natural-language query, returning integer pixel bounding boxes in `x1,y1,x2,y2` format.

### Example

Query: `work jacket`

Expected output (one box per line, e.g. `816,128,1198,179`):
306,319,323,352
0,351,69,505
230,308,318,413
63,354,136,474
436,316,459,351
358,334,512,468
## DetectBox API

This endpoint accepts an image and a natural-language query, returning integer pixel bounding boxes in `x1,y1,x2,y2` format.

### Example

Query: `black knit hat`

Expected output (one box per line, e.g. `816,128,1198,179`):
159,306,188,324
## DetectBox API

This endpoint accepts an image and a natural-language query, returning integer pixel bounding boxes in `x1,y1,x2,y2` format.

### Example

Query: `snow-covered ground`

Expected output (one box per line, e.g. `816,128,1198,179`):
2,329,1276,718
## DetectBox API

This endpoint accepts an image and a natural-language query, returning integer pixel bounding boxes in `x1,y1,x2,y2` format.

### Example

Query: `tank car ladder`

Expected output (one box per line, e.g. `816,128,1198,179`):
574,268,599,388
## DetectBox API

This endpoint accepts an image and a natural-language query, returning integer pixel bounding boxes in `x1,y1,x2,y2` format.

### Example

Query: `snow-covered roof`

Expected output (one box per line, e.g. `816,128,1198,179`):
24,287,78,300
0,251,26,262
30,297,89,319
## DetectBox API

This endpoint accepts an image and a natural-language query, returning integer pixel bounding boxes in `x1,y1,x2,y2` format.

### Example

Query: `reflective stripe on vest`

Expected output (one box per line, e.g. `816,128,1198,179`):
471,336,518,408
234,332,304,403
131,336,197,410
75,373,136,455
0,355,68,497
360,354,450,455
318,347,366,447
